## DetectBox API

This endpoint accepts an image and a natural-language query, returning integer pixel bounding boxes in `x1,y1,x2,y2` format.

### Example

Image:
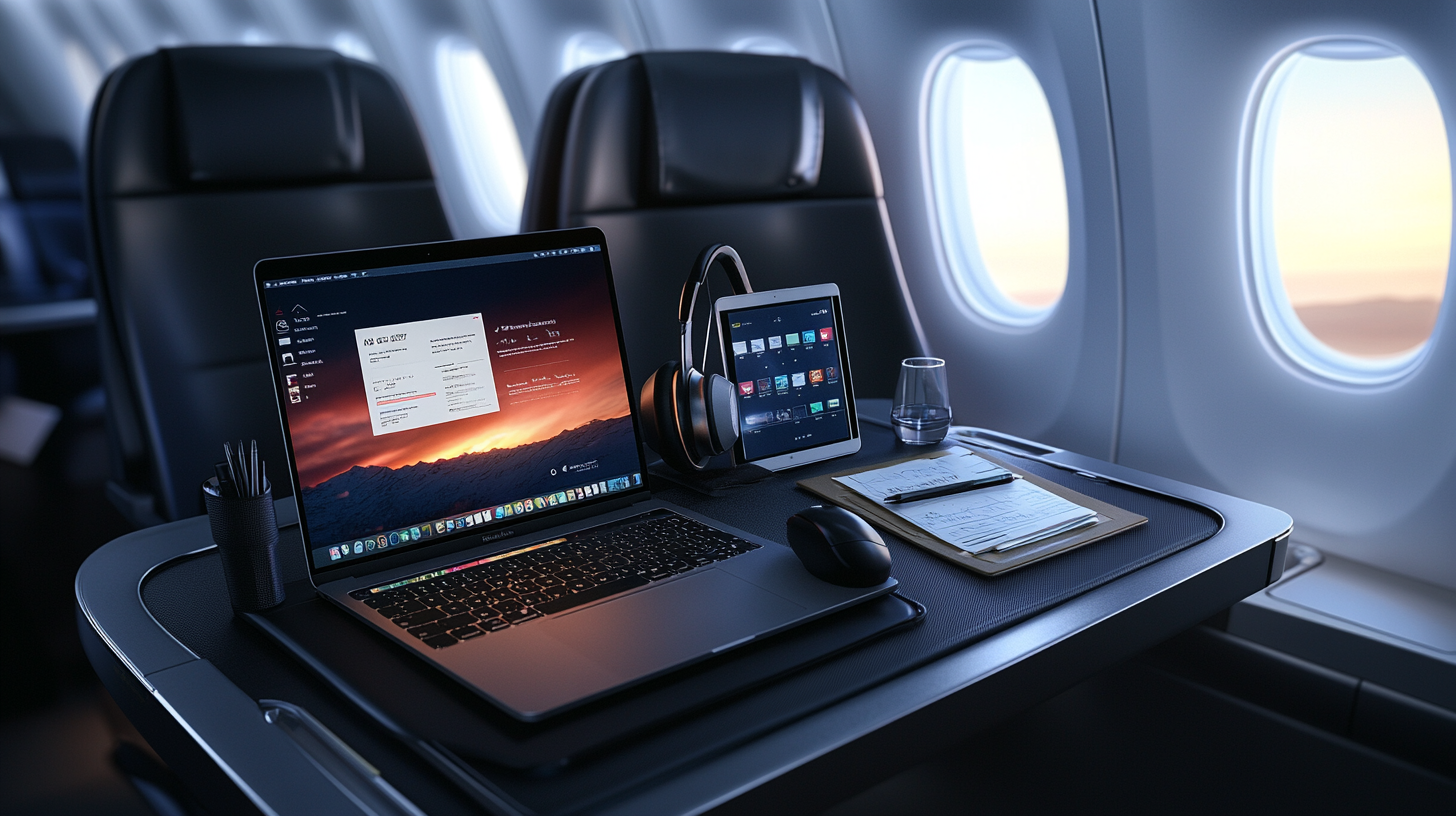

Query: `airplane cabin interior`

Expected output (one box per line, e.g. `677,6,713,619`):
0,1,1453,814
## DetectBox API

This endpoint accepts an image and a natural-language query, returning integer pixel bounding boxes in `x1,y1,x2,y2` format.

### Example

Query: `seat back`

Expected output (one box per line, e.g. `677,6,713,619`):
88,47,453,523
0,136,88,304
523,52,925,399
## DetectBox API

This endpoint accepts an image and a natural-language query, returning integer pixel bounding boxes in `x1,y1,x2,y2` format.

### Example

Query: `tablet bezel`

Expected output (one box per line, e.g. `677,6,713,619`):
714,283,861,471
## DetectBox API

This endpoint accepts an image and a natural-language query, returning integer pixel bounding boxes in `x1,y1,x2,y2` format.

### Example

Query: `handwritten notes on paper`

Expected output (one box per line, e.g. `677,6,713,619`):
832,448,1008,502
834,449,1098,555
893,480,1097,554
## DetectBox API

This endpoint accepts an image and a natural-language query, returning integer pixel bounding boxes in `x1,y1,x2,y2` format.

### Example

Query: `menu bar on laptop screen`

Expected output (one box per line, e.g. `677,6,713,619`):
262,244,602,289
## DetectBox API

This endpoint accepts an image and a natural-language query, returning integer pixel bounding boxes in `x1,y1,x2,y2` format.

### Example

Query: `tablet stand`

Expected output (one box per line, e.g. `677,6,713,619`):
648,459,775,496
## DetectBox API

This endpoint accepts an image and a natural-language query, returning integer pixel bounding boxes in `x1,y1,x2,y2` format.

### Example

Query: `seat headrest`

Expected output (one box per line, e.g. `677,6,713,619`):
91,47,434,197
641,52,823,202
531,51,881,223
167,47,364,185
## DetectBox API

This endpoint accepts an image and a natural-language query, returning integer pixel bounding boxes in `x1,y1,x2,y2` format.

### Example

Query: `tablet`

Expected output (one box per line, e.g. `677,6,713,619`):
715,284,861,470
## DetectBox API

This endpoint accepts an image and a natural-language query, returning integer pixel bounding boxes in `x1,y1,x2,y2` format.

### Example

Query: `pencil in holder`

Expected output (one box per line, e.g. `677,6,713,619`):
203,476,285,612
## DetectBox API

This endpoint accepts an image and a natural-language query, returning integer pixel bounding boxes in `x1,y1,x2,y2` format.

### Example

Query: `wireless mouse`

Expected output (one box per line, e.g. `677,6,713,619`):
785,505,893,588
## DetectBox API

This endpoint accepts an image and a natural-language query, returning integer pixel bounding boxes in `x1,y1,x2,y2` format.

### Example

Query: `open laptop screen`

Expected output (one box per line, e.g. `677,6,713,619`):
257,230,646,573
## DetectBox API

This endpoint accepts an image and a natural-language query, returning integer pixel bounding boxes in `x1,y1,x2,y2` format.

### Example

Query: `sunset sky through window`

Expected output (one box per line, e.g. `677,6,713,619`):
935,49,1069,315
1267,51,1450,358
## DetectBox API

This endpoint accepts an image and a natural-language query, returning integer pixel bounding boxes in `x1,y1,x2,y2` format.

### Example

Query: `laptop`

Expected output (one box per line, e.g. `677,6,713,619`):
254,227,896,721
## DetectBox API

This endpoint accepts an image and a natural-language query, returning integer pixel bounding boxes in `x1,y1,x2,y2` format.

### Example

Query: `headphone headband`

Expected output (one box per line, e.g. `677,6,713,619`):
679,244,752,371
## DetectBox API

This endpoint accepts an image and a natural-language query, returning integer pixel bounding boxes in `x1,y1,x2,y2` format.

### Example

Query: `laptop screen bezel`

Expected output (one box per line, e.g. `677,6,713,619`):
253,227,652,582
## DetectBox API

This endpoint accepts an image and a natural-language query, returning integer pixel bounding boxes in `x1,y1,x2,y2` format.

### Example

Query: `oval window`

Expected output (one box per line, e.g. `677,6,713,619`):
561,32,626,75
926,43,1069,325
730,36,799,57
1248,39,1451,382
331,31,377,63
436,36,528,234
62,40,102,106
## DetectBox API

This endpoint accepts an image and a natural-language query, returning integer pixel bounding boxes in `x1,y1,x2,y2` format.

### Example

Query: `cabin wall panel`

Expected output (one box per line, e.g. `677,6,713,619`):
485,0,645,149
634,0,843,75
0,2,95,144
827,0,1123,459
1100,0,1456,589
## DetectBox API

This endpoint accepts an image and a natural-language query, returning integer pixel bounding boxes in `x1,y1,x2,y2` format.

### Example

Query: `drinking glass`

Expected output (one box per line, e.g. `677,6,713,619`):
892,357,952,444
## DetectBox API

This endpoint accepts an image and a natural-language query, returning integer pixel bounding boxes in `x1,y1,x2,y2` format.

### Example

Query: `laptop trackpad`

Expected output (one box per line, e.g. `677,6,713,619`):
545,568,806,679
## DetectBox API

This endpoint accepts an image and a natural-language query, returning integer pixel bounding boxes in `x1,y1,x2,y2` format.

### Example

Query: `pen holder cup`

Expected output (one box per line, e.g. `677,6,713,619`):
203,477,285,613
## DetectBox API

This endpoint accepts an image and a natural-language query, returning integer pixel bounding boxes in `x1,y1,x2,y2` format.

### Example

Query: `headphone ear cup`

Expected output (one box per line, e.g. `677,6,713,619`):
639,362,699,472
685,369,734,460
638,363,668,455
702,373,740,455
680,367,718,467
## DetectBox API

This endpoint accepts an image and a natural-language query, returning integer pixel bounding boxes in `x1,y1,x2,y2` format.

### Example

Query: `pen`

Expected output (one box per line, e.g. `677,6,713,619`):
224,442,239,498
884,472,1016,503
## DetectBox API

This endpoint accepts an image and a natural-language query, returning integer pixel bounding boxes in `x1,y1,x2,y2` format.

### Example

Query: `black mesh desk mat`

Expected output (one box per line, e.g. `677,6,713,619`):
245,588,924,770
141,427,1220,814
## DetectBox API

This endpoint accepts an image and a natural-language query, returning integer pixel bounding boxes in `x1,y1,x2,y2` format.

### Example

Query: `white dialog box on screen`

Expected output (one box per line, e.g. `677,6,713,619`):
355,313,500,436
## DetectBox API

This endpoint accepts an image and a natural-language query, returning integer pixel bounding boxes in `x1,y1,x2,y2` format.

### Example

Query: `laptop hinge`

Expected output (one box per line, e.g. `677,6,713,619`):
316,489,654,585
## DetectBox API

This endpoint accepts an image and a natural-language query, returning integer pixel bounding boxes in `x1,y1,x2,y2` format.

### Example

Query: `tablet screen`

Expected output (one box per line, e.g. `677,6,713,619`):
719,294,856,464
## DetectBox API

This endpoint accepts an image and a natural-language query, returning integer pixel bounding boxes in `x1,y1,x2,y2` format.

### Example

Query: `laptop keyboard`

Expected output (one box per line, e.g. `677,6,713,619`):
349,511,761,649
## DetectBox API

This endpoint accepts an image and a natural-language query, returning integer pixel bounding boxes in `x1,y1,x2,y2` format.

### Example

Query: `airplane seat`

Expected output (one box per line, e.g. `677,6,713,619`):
522,52,925,398
0,136,101,413
0,145,40,321
87,46,453,526
0,136,90,302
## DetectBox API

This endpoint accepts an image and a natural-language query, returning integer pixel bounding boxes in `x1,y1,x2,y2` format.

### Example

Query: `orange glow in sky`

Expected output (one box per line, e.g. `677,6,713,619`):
1270,53,1451,308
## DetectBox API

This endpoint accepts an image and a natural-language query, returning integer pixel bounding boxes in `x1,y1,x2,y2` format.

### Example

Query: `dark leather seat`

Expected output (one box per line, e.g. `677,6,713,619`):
87,47,453,525
0,136,89,304
0,136,100,411
522,52,925,399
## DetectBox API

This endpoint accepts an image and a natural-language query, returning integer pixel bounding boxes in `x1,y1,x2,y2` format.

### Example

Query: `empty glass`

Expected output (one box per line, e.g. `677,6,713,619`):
892,357,952,444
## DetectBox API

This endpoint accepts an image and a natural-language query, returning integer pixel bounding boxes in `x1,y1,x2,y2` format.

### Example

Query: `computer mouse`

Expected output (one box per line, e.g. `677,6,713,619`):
785,505,893,588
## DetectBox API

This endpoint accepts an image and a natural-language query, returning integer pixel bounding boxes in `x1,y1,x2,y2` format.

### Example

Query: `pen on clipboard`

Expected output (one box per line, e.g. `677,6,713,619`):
883,472,1017,504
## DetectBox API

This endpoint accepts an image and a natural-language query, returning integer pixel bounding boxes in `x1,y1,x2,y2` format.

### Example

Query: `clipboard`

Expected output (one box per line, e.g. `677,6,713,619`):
798,448,1147,576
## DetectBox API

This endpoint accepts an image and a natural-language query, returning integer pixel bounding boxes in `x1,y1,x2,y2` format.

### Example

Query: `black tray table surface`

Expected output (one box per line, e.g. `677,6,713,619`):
77,408,1292,815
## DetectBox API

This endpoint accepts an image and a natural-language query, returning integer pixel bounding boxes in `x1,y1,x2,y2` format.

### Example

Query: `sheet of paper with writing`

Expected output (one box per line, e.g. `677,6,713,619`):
889,479,1096,553
834,448,1095,554
806,447,1147,576
832,448,1008,503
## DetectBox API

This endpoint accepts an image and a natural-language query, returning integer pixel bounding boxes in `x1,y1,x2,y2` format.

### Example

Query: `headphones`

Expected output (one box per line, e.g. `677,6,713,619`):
640,244,753,472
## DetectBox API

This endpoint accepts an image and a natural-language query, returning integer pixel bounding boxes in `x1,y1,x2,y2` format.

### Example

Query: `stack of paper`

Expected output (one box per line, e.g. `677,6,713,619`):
833,448,1098,555
831,447,1010,500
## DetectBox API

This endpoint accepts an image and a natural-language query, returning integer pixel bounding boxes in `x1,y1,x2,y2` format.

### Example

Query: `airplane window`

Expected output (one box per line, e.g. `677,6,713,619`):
925,43,1069,326
435,36,528,235
239,27,274,45
730,35,800,57
61,40,102,106
331,31,376,63
1247,39,1451,383
561,31,626,75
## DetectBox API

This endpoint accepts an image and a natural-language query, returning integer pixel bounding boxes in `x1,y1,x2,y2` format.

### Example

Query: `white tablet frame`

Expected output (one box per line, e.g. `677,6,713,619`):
714,283,861,471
